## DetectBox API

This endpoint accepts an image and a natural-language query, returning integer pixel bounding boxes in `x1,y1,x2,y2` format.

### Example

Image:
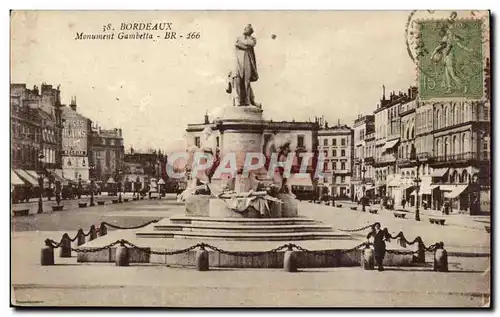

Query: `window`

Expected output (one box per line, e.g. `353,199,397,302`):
332,149,337,157
216,137,220,147
332,138,337,146
332,161,336,170
194,136,200,147
341,138,346,146
323,138,328,146
341,176,346,183
341,162,346,170
341,149,345,157
297,135,304,148
323,150,328,157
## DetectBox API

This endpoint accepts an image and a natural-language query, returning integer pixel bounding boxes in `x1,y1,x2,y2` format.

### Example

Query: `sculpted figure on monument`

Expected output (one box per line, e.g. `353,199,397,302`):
226,24,260,107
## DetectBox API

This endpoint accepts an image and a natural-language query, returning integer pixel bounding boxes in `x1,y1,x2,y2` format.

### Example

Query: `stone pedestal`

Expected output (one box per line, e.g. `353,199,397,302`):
208,198,260,218
278,194,298,217
185,195,210,217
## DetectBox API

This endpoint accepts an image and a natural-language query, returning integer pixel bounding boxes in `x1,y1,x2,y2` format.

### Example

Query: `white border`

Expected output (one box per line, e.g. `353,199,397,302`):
2,1,498,316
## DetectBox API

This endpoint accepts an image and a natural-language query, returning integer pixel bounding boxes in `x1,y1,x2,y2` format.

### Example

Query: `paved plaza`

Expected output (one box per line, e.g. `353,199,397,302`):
10,196,490,307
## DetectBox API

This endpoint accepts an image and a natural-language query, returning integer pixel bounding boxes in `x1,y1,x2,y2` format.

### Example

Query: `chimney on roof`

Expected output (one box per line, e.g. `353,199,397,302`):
204,110,209,124
69,96,77,111
382,84,386,101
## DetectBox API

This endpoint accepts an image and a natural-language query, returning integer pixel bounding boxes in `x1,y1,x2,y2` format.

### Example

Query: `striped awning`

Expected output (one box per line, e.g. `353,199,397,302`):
11,170,25,186
14,169,38,186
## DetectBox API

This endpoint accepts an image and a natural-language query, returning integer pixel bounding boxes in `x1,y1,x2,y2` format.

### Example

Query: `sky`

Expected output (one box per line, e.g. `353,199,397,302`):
11,11,421,153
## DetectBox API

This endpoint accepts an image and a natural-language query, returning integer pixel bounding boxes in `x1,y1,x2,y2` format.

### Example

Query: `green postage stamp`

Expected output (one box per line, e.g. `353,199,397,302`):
417,19,484,100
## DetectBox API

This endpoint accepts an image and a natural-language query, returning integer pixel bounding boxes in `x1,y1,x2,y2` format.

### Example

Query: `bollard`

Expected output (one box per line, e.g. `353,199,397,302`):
41,239,55,266
115,241,129,266
361,246,374,270
88,225,98,241
417,239,426,264
283,245,297,272
99,223,108,237
196,244,209,271
433,242,448,272
76,228,86,246
59,233,72,258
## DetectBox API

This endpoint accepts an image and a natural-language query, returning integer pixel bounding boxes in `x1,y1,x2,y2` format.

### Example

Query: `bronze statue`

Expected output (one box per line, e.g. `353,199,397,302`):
226,24,260,107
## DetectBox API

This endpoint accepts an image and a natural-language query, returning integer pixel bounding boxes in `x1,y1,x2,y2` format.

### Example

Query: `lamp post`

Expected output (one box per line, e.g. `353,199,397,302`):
37,153,45,214
117,169,123,203
410,145,421,221
89,163,95,206
331,172,336,206
361,165,367,212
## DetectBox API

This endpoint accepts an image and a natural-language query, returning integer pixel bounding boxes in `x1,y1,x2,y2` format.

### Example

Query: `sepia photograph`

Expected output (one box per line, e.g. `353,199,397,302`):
9,9,491,308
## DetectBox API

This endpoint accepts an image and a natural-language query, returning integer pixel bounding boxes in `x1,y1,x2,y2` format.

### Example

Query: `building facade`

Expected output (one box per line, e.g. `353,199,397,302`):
61,99,91,181
89,124,125,182
11,83,64,190
185,113,320,190
317,120,354,199
352,114,374,200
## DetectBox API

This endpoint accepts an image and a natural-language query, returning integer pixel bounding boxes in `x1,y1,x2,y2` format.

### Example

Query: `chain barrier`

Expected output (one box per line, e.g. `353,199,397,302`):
291,242,370,256
203,243,290,257
101,220,159,230
123,240,202,256
44,236,442,259
337,223,374,233
71,240,123,253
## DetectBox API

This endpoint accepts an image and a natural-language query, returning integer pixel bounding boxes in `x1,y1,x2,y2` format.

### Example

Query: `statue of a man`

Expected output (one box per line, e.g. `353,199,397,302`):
228,24,259,107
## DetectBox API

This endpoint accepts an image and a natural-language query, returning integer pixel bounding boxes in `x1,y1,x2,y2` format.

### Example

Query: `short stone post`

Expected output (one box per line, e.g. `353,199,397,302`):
417,237,426,264
59,233,72,258
361,245,374,270
99,222,108,237
76,228,86,246
196,243,209,271
433,242,448,272
115,240,129,267
88,225,97,241
283,244,297,272
41,239,55,266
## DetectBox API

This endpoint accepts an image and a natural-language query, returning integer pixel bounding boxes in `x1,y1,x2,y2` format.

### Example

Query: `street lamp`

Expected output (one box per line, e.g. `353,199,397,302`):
410,145,421,221
361,165,367,212
37,153,45,214
89,163,95,206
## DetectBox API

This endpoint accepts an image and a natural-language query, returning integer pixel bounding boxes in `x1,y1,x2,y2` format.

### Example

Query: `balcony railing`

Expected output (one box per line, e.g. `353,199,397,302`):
433,152,489,163
417,152,433,160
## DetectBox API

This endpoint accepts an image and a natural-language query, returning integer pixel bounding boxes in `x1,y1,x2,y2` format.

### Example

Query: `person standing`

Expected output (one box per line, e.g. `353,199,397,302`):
366,222,391,271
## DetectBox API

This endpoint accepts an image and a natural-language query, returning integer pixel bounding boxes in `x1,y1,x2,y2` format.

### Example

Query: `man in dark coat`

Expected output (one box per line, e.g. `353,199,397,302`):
366,222,391,271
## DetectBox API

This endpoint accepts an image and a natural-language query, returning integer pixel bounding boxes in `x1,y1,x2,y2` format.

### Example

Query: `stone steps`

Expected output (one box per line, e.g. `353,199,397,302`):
153,223,334,234
136,230,352,241
168,216,317,226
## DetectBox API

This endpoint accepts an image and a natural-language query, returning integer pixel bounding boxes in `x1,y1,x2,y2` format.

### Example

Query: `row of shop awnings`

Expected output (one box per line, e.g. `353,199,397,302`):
382,139,400,153
12,169,69,187
409,183,468,198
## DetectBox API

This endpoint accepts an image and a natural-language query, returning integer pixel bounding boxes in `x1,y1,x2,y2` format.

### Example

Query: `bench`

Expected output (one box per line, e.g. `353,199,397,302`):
97,201,105,206
12,209,29,217
393,212,407,219
78,202,88,208
369,209,378,214
124,198,129,202
485,225,490,233
429,218,446,225
52,205,64,212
